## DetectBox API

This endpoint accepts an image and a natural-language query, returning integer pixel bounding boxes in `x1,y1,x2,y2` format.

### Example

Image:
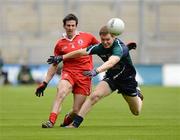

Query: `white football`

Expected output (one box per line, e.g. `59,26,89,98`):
107,18,125,36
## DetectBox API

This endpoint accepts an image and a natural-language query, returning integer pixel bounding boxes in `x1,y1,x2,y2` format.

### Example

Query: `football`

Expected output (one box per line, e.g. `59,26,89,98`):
107,18,125,36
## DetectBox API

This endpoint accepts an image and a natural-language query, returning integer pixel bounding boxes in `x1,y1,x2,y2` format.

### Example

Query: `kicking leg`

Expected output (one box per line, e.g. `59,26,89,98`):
42,80,72,128
79,81,111,117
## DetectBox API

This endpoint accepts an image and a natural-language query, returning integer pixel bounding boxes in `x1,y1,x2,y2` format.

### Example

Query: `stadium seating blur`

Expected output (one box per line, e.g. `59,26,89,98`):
0,0,180,64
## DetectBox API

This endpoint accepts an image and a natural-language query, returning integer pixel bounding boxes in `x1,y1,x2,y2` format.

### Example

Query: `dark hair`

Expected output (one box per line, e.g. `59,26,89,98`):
63,13,78,26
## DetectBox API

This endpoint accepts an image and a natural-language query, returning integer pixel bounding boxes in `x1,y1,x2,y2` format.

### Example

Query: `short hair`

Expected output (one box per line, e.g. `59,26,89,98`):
99,26,110,36
63,13,78,26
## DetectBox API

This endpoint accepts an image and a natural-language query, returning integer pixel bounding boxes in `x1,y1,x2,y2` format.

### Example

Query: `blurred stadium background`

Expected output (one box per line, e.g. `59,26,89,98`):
0,0,180,86
1,1,180,140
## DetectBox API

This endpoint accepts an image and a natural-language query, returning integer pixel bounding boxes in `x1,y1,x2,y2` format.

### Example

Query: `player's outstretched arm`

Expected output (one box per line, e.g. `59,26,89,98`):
96,55,120,73
63,48,88,60
83,56,120,77
47,48,88,65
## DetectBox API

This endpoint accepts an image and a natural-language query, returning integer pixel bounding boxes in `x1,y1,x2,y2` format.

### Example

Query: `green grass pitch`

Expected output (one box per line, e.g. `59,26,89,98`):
0,85,180,140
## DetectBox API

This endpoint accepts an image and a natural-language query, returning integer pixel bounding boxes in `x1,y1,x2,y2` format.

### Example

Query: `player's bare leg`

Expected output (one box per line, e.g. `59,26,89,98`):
79,81,111,117
60,94,87,127
122,90,143,116
42,80,72,128
66,81,112,128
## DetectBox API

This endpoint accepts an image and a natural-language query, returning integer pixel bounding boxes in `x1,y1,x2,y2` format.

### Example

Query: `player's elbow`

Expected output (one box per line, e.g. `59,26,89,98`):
79,49,88,56
131,109,141,116
130,107,141,116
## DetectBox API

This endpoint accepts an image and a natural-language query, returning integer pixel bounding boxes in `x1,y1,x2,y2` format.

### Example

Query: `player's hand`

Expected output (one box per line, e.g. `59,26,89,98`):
123,42,137,57
47,55,63,64
35,81,47,97
126,42,137,50
83,69,99,77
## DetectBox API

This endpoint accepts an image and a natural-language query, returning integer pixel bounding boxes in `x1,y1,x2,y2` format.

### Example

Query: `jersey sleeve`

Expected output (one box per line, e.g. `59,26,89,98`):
54,40,63,56
91,35,99,45
112,39,127,58
86,44,100,55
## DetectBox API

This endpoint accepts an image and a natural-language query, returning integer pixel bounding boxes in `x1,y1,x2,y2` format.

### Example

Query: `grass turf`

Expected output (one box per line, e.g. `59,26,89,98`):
0,85,180,140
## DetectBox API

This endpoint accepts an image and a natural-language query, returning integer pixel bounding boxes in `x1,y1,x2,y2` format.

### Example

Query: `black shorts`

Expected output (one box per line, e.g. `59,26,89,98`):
103,76,138,97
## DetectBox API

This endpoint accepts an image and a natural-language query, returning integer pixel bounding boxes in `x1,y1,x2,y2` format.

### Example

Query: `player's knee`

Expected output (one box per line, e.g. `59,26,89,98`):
57,88,67,100
132,111,140,116
131,110,140,116
90,94,101,104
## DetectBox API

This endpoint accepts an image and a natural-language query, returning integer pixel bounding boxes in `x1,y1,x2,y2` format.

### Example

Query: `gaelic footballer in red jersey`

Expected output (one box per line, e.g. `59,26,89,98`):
35,14,99,128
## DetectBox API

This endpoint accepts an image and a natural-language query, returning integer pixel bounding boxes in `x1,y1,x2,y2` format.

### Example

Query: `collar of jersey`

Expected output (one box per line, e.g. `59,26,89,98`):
62,31,80,41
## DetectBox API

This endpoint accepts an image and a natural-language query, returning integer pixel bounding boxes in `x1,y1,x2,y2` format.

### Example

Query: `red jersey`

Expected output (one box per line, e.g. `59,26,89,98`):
54,31,99,72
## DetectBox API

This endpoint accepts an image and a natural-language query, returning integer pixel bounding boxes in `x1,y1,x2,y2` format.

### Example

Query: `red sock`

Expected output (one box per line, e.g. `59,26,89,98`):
63,113,76,126
49,112,57,124
63,115,73,126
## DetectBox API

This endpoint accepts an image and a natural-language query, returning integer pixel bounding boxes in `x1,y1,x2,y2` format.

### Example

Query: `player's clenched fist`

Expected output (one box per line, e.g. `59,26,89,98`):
35,81,47,97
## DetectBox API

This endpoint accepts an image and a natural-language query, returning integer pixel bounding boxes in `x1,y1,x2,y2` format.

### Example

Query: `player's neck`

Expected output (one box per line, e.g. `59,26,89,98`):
63,31,79,41
66,33,77,41
67,34,73,39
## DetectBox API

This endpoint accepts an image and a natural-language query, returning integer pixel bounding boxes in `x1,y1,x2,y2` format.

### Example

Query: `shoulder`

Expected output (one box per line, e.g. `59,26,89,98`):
111,39,124,55
113,38,126,51
55,37,65,45
113,38,129,57
54,38,64,50
114,38,125,47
